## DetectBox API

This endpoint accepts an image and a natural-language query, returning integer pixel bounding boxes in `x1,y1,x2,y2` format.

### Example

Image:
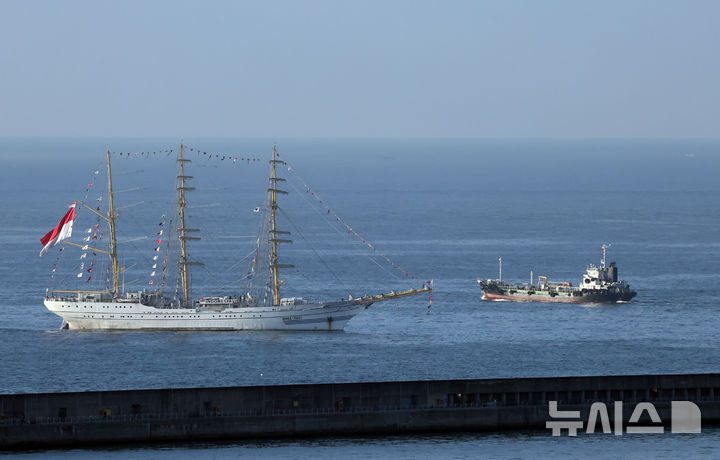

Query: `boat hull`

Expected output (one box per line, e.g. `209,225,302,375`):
482,291,619,303
44,299,371,331
479,282,636,304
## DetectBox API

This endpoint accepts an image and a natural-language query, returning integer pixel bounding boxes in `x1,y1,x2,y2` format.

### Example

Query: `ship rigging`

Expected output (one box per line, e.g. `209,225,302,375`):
41,144,432,330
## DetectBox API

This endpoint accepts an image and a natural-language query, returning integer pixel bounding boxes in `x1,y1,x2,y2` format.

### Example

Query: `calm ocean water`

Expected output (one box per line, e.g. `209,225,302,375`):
1,138,719,457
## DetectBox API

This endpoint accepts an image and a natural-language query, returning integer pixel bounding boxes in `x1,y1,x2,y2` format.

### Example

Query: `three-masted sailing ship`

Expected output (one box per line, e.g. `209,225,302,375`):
42,145,431,330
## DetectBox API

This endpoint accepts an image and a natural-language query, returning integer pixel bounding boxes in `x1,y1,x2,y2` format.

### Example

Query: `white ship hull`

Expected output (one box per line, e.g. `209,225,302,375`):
44,299,372,331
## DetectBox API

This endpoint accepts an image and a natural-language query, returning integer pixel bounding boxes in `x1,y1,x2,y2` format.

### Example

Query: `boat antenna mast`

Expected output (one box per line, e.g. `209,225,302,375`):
268,145,293,305
106,150,120,297
601,244,610,269
177,143,203,306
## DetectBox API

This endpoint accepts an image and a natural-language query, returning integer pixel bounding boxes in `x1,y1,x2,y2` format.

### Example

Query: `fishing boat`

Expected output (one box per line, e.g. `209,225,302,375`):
41,145,431,330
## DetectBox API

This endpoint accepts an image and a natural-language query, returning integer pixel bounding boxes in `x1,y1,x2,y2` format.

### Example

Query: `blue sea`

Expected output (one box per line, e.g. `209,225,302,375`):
1,137,719,458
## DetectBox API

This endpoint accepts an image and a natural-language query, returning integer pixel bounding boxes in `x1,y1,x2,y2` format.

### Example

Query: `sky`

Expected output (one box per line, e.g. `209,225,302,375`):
0,0,718,138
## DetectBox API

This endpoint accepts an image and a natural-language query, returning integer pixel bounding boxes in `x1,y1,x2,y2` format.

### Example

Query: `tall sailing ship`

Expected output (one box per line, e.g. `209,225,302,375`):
41,145,431,330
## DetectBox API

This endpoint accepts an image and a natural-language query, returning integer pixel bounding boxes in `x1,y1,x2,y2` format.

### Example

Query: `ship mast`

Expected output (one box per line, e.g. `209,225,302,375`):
177,143,202,305
268,145,293,305
601,244,609,269
106,150,120,296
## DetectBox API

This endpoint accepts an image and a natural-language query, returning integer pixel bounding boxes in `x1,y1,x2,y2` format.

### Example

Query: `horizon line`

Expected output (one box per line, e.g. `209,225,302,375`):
1,136,719,142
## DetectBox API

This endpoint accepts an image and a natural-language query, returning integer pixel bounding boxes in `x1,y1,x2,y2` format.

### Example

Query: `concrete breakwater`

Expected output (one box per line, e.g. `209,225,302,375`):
2,373,720,448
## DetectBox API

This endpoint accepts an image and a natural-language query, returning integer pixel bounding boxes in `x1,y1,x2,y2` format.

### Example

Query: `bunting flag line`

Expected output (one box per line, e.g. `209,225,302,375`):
58,177,106,287
149,217,163,284
186,145,261,164
111,146,261,164
112,147,175,158
48,165,100,284
47,246,65,286
148,214,173,287
83,196,103,285
158,218,173,288
278,153,422,284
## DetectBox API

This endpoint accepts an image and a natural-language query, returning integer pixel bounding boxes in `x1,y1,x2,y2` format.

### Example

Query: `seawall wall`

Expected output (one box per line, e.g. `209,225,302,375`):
2,373,719,448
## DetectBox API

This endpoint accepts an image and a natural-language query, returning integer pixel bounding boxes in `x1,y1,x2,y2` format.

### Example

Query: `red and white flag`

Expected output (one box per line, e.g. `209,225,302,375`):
39,202,77,257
